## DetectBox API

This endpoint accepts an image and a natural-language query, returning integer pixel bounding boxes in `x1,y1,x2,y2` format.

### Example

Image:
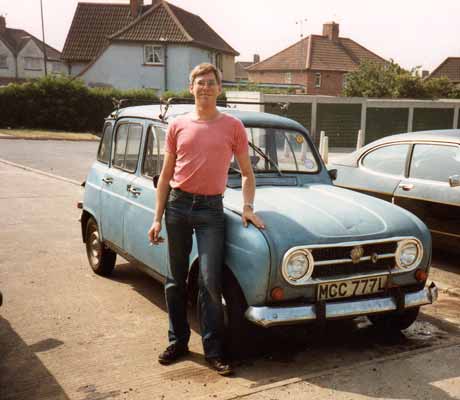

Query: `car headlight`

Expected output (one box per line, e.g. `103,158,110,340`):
395,239,423,270
282,249,314,285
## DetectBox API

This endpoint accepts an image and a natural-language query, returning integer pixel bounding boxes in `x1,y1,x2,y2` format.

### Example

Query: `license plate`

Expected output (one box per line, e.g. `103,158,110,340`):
317,275,388,301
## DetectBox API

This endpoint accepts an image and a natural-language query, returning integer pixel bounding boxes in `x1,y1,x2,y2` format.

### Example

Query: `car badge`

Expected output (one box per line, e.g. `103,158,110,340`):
350,246,364,264
371,252,379,264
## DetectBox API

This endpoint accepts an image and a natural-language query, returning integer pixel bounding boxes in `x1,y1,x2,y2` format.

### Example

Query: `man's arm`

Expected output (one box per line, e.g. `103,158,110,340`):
235,152,265,229
148,151,176,244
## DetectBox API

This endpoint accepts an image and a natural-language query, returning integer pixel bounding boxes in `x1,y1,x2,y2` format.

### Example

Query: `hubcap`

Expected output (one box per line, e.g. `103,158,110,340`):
88,227,102,267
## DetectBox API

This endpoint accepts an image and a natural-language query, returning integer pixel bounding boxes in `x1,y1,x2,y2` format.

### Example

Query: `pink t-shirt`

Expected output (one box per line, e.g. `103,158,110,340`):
165,112,248,195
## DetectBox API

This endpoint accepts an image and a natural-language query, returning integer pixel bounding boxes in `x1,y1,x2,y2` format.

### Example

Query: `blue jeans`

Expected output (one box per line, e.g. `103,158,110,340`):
164,188,225,358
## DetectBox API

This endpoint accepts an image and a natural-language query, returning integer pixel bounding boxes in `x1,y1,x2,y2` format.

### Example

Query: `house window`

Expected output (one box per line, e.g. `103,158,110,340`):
215,53,223,72
24,57,43,71
0,54,7,69
285,72,292,84
144,45,163,65
51,62,62,74
315,72,321,88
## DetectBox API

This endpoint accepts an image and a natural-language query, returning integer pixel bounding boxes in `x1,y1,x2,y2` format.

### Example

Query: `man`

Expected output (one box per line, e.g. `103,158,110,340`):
148,63,264,375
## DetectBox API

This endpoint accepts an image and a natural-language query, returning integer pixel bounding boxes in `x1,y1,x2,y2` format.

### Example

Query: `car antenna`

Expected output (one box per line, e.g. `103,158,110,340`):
159,97,176,121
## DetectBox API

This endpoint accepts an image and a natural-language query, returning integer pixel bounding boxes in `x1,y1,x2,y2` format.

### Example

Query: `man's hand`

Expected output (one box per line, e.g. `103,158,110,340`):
148,221,165,245
242,207,265,229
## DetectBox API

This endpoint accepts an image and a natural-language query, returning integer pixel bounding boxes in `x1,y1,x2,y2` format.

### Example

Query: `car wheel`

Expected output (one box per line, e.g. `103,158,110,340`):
369,307,420,332
85,218,116,276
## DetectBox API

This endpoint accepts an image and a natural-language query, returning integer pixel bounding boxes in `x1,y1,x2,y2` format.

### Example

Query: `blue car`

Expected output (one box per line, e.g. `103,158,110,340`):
79,104,437,350
330,130,460,253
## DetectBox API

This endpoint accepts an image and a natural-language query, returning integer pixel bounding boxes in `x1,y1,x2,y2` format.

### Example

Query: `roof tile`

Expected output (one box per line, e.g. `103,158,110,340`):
62,1,238,62
248,34,385,72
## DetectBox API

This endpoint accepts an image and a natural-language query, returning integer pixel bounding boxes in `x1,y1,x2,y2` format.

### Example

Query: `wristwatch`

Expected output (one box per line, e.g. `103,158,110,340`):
244,203,254,210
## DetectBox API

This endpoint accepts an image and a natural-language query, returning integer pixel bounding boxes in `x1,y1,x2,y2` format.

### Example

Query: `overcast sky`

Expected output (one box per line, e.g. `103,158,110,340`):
1,0,459,71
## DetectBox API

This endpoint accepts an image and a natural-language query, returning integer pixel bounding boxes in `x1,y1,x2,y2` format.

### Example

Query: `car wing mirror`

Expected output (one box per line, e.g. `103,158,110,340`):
448,174,460,187
153,175,160,188
328,169,338,181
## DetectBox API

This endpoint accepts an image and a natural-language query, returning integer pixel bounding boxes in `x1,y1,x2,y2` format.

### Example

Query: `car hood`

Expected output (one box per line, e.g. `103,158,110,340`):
223,183,425,247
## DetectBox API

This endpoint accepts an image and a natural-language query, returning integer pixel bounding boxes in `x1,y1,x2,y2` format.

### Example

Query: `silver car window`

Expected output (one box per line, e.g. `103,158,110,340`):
410,144,460,183
361,144,409,176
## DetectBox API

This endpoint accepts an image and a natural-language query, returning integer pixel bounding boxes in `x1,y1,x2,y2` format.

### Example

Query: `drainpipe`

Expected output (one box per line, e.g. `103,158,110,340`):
164,44,168,92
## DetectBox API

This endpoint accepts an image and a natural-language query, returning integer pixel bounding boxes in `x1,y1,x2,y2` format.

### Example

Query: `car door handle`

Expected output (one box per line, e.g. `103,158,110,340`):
102,177,113,184
398,183,414,191
127,185,142,196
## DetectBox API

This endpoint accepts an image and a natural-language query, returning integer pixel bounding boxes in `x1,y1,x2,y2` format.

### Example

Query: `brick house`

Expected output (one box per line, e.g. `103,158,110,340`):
0,16,64,86
247,22,387,96
61,0,238,92
235,54,260,81
428,57,460,87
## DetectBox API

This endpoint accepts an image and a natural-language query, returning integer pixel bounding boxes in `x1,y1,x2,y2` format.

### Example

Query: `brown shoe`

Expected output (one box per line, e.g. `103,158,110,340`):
205,357,234,376
158,344,189,365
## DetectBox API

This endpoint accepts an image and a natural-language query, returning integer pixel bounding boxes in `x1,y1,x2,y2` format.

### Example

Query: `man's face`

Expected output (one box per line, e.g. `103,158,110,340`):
189,71,222,105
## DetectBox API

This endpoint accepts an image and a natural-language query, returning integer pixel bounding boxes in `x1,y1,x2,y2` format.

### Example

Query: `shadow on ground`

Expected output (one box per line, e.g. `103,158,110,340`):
0,316,70,400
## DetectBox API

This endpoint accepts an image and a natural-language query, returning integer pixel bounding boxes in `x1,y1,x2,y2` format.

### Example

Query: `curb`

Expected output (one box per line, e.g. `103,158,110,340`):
0,158,82,186
0,135,99,142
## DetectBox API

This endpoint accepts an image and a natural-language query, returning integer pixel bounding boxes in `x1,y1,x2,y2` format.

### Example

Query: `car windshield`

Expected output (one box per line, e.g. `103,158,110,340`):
230,127,319,174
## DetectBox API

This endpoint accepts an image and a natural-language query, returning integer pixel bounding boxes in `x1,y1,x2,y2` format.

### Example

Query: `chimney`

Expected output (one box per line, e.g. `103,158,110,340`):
0,16,6,33
130,0,144,18
323,21,339,41
253,54,260,64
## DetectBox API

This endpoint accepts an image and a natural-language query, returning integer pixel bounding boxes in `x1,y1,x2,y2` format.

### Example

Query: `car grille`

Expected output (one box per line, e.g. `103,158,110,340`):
310,241,398,280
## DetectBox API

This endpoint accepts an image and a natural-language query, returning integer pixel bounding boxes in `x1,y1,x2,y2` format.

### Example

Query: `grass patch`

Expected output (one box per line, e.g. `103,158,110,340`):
0,129,100,141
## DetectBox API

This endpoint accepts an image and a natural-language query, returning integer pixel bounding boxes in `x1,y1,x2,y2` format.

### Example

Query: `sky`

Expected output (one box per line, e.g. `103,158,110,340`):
1,0,459,71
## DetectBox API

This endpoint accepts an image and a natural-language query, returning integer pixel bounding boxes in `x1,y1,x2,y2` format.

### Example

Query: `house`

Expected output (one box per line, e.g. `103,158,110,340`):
235,54,259,82
61,0,239,92
0,16,64,85
428,57,460,87
247,22,387,96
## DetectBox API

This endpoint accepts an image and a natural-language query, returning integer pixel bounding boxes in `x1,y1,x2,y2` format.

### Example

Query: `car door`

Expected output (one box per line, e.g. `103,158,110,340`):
100,120,143,250
123,124,168,277
337,143,410,202
394,143,460,240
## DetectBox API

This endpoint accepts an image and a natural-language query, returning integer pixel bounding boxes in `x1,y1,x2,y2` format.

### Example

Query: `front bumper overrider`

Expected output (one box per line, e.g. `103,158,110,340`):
245,283,438,328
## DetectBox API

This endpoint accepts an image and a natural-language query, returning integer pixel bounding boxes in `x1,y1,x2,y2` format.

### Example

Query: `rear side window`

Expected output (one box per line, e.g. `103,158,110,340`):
97,123,113,164
142,125,166,178
361,144,409,176
410,144,460,182
113,123,143,172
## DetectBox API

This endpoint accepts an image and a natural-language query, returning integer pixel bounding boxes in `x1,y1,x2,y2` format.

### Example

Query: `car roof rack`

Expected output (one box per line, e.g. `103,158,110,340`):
111,97,290,121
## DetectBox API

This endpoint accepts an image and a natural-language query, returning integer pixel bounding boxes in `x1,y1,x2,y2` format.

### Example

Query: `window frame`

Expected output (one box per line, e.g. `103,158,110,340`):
314,72,321,88
24,56,43,71
408,142,460,184
144,45,163,65
111,122,143,173
359,142,411,178
0,54,7,69
285,72,292,84
97,121,114,165
215,53,223,72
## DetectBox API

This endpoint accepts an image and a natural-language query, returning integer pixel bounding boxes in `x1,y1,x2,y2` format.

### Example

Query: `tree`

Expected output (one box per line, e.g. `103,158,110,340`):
342,61,456,99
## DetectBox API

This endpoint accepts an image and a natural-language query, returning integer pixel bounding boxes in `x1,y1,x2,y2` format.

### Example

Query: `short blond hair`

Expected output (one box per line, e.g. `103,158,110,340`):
189,63,222,85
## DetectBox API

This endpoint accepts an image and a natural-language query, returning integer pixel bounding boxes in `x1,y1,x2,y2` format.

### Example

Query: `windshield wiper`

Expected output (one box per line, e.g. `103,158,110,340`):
248,142,284,176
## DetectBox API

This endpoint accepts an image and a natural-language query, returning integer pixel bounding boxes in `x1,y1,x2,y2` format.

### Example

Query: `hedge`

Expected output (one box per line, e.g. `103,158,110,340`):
0,76,161,133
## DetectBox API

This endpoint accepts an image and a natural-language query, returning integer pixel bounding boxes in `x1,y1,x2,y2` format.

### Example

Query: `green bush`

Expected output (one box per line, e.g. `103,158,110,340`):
0,76,162,133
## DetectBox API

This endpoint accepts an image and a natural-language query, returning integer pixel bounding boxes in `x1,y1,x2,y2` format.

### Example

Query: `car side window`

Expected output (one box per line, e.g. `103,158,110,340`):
361,144,409,176
410,144,460,183
155,126,167,172
113,123,143,172
142,126,157,178
97,123,113,164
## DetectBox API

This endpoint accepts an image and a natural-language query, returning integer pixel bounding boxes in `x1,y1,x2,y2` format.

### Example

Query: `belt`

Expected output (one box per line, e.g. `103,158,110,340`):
171,187,223,201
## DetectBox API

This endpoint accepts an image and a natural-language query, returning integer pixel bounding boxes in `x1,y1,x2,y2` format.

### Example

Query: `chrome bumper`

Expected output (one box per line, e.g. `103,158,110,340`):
245,283,438,328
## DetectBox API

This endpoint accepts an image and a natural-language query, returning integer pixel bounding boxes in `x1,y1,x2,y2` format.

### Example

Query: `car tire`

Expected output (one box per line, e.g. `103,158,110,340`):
369,307,420,332
85,218,116,276
196,268,262,359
